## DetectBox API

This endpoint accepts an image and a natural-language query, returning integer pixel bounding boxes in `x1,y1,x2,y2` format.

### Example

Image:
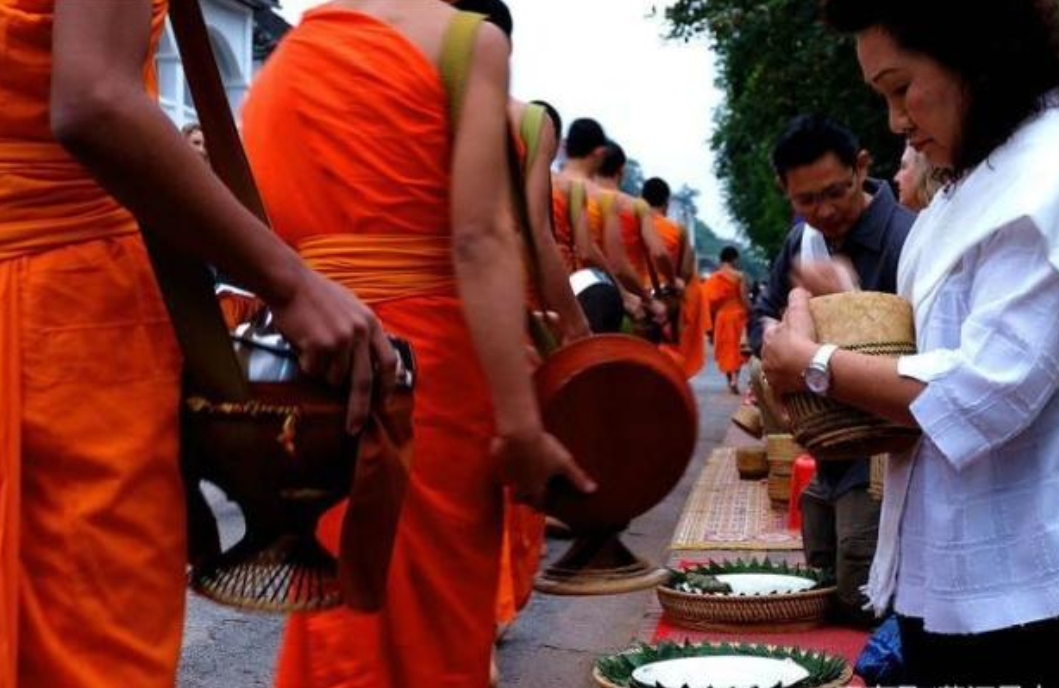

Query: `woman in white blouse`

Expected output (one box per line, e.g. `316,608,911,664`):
762,1,1059,685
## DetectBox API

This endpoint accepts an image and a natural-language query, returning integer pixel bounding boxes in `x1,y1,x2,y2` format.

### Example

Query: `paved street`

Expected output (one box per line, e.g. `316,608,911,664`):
178,364,742,688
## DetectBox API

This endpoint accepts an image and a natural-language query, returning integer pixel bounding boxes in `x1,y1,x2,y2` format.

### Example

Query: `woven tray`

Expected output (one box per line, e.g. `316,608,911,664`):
593,642,853,688
657,583,835,633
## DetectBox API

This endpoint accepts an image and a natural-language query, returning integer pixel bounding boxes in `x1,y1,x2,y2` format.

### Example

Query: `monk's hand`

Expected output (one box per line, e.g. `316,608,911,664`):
791,256,859,296
270,267,397,434
623,291,646,320
648,297,668,326
494,429,597,510
761,288,819,395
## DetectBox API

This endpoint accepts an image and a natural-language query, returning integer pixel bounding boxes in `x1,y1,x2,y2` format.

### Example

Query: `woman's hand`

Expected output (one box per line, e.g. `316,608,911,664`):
495,429,597,510
761,288,820,395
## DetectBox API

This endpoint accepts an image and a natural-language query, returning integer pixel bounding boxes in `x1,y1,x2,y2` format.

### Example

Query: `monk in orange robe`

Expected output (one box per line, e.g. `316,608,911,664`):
241,4,593,688
703,246,751,393
494,98,588,642
641,177,709,378
0,2,386,687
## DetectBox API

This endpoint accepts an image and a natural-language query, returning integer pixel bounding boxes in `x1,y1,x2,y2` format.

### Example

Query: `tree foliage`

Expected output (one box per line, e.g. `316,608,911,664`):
662,0,904,257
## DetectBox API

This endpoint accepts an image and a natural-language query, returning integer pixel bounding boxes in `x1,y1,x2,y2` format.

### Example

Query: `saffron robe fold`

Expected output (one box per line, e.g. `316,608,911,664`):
242,8,502,688
653,215,708,378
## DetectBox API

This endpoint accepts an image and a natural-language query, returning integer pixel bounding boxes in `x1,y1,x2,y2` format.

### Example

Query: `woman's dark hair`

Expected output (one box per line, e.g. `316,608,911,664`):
529,99,562,142
720,246,740,264
772,114,860,182
598,141,627,179
822,0,1059,176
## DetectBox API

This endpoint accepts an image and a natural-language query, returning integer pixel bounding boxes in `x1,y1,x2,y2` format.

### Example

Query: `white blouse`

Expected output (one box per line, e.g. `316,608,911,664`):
890,221,1059,634
866,95,1059,634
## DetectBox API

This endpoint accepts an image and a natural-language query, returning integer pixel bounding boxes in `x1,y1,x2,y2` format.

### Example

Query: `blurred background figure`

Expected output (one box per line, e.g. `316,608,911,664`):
893,143,940,212
181,122,208,164
703,245,750,394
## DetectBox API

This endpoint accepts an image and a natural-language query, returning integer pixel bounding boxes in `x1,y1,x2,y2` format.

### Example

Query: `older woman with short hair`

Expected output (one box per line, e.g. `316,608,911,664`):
763,1,1059,684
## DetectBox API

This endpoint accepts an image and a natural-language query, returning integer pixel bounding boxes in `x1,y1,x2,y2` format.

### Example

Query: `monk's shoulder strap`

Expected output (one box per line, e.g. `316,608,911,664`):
440,11,487,126
518,103,547,174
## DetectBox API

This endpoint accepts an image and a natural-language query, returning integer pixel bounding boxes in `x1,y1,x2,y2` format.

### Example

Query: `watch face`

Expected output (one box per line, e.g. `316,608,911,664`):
804,366,829,394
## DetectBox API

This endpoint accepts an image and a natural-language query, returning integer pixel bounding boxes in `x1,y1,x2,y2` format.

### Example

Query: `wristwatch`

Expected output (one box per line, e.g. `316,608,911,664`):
802,344,839,396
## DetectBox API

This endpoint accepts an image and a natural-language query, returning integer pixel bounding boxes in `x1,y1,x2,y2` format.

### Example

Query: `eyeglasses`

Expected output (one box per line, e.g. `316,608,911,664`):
789,173,858,212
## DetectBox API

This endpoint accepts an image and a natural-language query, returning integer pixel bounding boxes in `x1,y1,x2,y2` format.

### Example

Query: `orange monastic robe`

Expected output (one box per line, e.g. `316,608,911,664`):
654,215,708,378
619,200,651,286
550,181,577,273
243,9,501,688
0,3,185,688
703,270,749,374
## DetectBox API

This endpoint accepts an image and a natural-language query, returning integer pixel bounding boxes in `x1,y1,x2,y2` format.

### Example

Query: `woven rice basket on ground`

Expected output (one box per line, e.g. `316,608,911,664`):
736,446,769,480
766,434,802,505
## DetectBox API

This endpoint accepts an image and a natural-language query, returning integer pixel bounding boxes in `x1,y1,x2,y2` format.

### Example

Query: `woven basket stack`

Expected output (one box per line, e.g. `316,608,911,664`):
868,454,887,501
736,446,769,480
766,434,803,505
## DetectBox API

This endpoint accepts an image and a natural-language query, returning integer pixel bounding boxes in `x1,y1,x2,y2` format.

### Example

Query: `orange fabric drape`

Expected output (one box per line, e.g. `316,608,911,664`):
703,270,749,374
619,201,650,287
550,182,576,273
651,215,708,377
242,9,502,688
1,3,184,688
661,272,708,378
495,490,545,626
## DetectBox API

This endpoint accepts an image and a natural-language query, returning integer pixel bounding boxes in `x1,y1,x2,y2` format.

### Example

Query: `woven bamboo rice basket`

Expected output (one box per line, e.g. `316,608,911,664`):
868,454,887,501
786,293,921,461
731,404,764,439
736,446,769,480
766,434,801,504
657,584,836,633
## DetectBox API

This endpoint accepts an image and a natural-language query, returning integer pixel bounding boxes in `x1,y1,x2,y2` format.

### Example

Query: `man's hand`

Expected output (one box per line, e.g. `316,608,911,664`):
792,256,858,296
495,429,597,510
270,267,396,434
761,288,819,395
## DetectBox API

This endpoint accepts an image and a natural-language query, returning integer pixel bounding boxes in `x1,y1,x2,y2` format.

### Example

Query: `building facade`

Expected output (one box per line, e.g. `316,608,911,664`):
157,0,289,127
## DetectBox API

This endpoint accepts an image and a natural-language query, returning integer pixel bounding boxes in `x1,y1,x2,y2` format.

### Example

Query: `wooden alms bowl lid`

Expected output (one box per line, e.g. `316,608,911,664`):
535,335,698,531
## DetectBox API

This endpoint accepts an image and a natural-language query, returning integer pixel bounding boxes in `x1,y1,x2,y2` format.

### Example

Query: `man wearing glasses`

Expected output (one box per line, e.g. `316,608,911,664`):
748,114,915,626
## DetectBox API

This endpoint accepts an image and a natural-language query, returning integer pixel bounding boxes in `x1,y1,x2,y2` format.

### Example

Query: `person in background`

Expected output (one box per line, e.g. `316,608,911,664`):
765,1,1059,683
703,246,750,393
753,114,914,626
181,121,208,164
893,142,940,212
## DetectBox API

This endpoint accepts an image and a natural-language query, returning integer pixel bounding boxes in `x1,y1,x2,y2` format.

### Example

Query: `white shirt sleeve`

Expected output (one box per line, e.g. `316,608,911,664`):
907,219,1059,471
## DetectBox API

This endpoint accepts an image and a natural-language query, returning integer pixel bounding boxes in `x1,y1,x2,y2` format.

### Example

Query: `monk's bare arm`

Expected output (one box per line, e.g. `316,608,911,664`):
51,0,395,431
526,125,590,341
451,24,594,502
449,26,542,435
51,0,301,303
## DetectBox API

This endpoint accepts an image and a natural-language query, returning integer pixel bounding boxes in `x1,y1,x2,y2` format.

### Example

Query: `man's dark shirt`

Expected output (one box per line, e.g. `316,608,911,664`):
749,179,915,499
